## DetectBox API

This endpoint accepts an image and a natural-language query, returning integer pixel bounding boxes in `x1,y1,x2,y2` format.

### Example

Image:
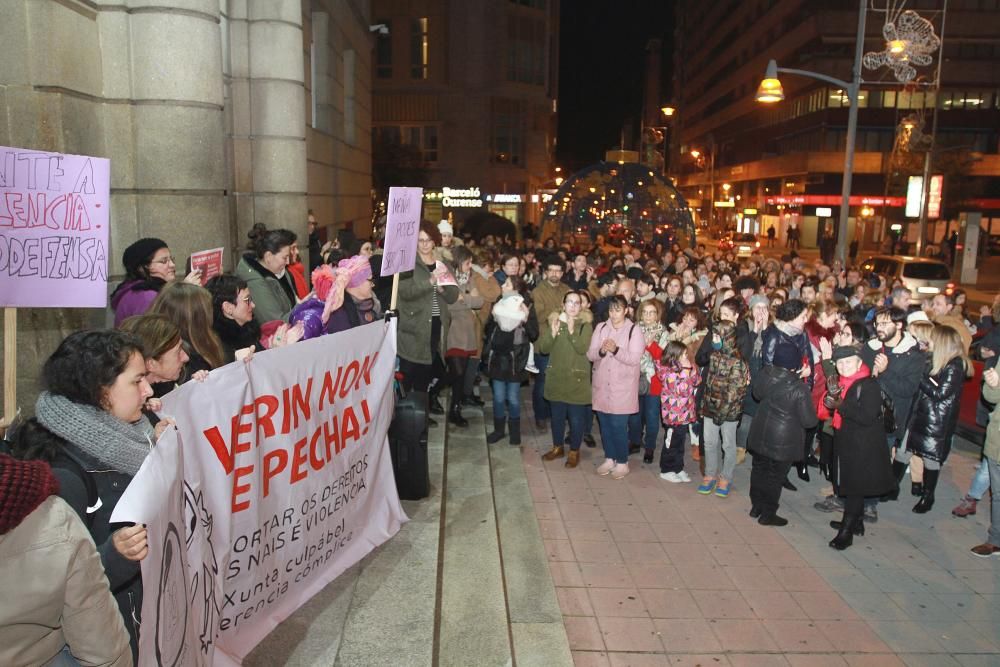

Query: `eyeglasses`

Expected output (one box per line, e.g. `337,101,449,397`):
238,296,253,304
150,256,175,265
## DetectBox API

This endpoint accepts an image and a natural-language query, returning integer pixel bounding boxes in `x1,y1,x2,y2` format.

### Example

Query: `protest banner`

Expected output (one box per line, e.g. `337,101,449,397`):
114,319,407,665
190,247,225,286
0,145,110,307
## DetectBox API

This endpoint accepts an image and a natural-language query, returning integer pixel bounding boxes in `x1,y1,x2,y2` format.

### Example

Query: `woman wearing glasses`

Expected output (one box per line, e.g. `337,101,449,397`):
110,237,200,326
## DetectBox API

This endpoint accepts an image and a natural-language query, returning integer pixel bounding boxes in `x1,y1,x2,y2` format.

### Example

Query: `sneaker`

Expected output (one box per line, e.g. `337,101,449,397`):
660,471,683,483
715,483,731,498
643,449,654,464
970,543,1000,558
813,495,844,513
611,463,630,479
676,471,692,483
863,506,879,524
952,496,978,518
697,479,717,495
525,362,539,374
597,458,616,476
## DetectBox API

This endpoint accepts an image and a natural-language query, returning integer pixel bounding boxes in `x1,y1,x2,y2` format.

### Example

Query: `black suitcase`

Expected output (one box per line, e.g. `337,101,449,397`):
388,389,431,500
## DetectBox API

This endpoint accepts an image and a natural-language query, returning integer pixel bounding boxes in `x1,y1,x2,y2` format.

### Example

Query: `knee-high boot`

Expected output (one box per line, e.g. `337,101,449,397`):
912,468,939,514
883,460,907,501
508,419,522,445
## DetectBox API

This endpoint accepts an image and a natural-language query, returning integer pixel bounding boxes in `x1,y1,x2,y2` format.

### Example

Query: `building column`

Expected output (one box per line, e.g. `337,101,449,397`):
228,0,308,252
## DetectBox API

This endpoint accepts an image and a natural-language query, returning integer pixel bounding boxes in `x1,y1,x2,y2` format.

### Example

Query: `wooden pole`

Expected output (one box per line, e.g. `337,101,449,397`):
3,308,16,424
389,273,400,312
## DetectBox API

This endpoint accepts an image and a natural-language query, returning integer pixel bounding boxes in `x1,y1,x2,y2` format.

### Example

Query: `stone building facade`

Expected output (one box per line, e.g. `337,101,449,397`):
0,0,372,412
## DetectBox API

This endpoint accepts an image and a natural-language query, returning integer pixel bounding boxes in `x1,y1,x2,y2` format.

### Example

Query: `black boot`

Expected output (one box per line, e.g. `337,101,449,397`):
782,477,798,492
429,393,445,415
913,469,939,514
829,518,865,536
486,417,506,443
796,462,811,482
882,460,907,501
509,418,522,445
911,481,924,497
448,402,469,428
829,513,860,550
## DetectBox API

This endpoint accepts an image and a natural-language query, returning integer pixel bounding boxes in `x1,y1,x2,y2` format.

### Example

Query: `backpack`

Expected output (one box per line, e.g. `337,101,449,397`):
855,378,897,434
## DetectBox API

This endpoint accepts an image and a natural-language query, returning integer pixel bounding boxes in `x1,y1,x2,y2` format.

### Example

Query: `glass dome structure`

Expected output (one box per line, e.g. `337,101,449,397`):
541,161,696,249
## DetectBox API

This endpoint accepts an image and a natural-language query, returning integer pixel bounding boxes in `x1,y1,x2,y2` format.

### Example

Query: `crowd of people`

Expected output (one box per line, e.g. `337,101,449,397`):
2,214,1000,664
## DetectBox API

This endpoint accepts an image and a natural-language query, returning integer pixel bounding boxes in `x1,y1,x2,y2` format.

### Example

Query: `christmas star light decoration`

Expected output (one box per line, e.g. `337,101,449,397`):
863,10,941,83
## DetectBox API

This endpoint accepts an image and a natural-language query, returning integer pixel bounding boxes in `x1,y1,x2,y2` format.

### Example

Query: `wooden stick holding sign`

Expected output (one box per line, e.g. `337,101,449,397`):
380,186,424,310
3,308,15,426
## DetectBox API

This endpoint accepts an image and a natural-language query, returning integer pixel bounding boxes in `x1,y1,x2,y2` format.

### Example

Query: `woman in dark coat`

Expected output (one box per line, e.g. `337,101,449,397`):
821,346,895,549
892,324,969,514
747,342,818,526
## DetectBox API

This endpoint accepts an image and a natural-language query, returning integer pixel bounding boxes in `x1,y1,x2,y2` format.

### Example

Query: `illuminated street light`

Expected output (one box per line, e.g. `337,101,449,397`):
661,106,676,117
755,60,785,103
690,149,701,159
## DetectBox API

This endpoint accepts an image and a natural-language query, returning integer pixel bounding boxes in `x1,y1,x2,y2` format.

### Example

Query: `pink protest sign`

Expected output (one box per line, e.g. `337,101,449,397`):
379,186,423,277
190,247,224,285
0,145,111,308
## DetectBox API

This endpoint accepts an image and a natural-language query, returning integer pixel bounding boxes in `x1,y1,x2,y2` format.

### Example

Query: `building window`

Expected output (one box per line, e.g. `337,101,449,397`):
492,100,524,165
376,19,392,78
506,15,545,85
374,125,438,163
411,18,429,79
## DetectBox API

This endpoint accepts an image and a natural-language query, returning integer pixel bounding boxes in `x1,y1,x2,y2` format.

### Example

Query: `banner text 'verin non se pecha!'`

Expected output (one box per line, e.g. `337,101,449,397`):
202,352,380,513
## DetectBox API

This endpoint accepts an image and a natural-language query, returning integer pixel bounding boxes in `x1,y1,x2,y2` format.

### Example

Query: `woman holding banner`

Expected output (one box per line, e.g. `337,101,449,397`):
237,224,300,323
396,221,459,417
9,330,161,660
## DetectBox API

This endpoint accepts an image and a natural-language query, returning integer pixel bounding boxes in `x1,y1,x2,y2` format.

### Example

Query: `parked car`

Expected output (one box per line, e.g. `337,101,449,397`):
720,233,760,258
859,255,953,303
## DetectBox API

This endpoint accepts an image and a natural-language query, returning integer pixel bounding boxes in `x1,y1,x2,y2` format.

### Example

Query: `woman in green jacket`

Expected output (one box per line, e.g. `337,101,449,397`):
538,291,593,468
236,224,299,324
397,220,460,404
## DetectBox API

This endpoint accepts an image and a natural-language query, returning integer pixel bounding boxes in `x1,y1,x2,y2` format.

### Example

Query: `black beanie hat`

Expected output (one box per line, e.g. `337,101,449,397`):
772,342,802,371
122,238,168,278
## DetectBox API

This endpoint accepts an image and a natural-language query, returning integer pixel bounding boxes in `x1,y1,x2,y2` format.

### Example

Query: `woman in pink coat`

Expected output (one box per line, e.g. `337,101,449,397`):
587,295,647,479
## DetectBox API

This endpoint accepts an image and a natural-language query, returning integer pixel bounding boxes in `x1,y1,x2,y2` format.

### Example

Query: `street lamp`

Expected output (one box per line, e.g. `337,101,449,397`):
755,0,867,266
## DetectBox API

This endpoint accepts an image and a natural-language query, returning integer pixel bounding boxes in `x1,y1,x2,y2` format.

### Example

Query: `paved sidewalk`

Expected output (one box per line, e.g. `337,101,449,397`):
518,410,1000,666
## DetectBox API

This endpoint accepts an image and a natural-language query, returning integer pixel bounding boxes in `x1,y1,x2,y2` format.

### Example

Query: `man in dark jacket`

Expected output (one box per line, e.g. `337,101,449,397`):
762,299,813,383
748,343,819,526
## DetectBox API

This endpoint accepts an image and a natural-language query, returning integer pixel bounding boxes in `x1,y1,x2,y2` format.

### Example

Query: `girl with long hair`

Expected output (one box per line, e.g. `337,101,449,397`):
148,282,227,373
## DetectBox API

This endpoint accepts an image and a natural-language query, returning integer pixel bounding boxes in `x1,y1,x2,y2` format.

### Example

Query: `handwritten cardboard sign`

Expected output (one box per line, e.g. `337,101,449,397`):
190,247,224,285
0,145,111,307
379,187,423,277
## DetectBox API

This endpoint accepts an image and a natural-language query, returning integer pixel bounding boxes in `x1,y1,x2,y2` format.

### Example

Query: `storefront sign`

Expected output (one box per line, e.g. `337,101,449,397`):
442,187,483,208
927,174,943,219
815,207,832,217
906,176,923,218
766,195,905,207
487,194,523,203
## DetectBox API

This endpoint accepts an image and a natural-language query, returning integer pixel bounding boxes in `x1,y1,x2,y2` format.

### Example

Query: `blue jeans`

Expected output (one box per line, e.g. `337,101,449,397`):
628,394,662,451
531,354,551,420
969,457,991,500
491,380,522,419
597,412,629,464
551,401,589,451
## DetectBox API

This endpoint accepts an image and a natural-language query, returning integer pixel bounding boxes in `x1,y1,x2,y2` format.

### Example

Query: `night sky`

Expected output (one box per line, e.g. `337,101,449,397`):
556,0,676,173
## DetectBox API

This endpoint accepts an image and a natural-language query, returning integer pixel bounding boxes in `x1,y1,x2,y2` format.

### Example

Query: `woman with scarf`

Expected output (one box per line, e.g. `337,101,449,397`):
819,346,895,549
110,237,200,326
9,330,160,660
483,290,539,445
119,313,209,400
631,299,670,464
799,298,842,481
443,246,485,427
0,455,132,666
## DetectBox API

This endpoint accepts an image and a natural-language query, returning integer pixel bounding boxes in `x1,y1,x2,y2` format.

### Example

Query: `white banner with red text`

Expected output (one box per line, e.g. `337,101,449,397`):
114,319,407,665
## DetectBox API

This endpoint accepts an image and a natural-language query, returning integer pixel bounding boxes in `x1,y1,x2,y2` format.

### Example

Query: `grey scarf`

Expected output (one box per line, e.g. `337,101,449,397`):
35,391,154,476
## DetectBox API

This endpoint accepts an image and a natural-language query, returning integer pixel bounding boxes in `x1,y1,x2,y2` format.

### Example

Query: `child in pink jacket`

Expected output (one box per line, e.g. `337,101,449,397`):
656,340,700,483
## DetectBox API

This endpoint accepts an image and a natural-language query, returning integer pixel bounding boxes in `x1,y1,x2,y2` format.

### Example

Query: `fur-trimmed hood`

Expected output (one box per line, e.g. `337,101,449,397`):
866,331,918,355
546,309,593,328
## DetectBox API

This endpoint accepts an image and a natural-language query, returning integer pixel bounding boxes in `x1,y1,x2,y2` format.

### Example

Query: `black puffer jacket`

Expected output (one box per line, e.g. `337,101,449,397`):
748,365,818,461
762,322,814,387
905,356,966,464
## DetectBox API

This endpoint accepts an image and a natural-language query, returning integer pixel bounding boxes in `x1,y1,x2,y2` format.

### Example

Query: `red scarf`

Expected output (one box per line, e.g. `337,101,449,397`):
0,455,60,535
827,364,871,429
